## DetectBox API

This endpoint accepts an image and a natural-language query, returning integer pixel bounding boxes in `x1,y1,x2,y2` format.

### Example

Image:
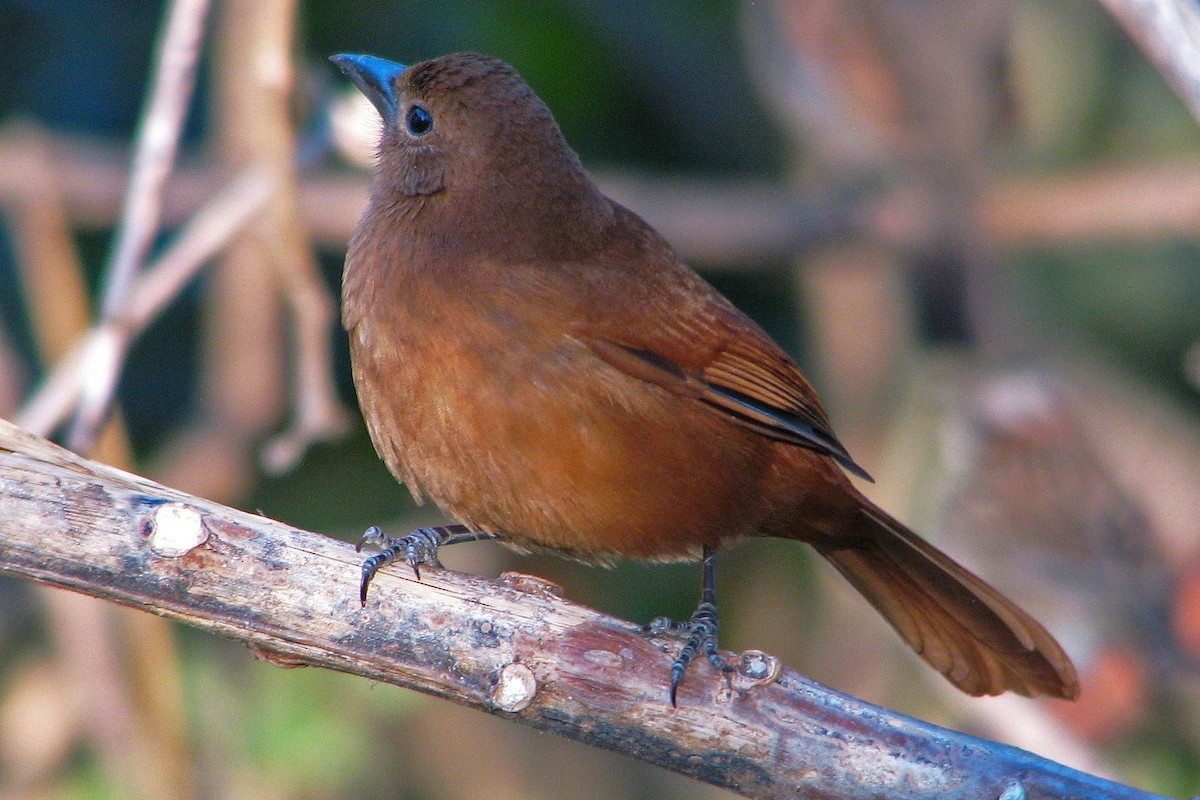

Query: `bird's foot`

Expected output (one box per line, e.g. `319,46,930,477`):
355,524,499,605
356,526,445,603
644,600,735,706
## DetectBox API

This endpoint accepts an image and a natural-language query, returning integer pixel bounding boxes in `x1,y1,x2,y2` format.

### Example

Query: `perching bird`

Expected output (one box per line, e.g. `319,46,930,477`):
331,51,1078,704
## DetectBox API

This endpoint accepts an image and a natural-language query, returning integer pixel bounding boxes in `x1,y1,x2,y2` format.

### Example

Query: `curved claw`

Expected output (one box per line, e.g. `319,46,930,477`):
668,663,686,707
359,547,404,605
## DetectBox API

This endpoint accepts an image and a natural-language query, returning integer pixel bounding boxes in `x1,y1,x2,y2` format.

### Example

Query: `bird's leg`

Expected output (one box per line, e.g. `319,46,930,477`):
356,524,499,604
644,546,735,705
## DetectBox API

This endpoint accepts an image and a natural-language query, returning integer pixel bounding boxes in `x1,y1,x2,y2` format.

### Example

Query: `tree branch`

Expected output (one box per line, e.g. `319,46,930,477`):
0,418,1170,800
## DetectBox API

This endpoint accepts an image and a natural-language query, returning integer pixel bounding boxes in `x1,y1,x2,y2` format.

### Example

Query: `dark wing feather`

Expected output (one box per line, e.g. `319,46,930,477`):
586,337,873,482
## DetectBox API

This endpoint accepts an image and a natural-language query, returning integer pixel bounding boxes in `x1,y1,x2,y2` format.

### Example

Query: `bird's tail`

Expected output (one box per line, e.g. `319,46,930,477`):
814,498,1079,699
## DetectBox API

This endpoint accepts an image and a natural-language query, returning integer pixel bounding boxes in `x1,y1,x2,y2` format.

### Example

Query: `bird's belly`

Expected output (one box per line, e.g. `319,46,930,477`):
350,317,772,561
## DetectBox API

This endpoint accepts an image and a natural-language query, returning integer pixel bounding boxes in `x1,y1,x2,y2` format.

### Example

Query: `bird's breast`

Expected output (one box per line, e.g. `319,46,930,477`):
347,277,775,561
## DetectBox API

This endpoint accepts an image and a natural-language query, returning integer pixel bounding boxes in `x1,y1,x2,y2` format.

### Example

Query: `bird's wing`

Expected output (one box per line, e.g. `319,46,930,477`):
583,324,873,482
545,200,870,480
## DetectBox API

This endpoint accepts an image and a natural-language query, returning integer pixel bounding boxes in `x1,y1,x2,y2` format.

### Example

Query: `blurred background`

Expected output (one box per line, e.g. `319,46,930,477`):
1,0,1200,798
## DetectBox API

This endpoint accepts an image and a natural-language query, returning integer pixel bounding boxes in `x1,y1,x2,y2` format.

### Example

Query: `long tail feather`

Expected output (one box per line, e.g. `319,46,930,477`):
815,500,1078,699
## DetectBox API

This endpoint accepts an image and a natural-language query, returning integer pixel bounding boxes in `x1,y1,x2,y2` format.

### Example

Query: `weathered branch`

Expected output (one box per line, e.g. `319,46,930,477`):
0,418,1170,800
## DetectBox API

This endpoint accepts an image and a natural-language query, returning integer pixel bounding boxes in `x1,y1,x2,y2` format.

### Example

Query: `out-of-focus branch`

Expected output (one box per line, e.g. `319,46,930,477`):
16,167,274,438
248,0,351,474
975,161,1200,246
5,125,93,366
0,328,23,417
0,419,1170,800
3,130,1200,266
66,0,213,454
1098,0,1200,123
94,0,212,319
196,0,347,483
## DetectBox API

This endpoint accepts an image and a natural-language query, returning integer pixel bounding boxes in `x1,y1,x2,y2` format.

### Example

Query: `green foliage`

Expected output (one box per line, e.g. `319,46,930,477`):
184,641,421,796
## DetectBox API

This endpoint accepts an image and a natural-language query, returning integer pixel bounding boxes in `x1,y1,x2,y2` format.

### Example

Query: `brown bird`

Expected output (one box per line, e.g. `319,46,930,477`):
331,51,1078,704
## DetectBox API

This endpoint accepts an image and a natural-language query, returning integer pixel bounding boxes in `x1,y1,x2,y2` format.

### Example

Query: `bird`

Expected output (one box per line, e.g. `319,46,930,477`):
330,51,1078,704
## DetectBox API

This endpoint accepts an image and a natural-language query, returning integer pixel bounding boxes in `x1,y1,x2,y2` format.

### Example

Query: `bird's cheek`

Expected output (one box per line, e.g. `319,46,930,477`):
387,148,445,196
403,161,445,196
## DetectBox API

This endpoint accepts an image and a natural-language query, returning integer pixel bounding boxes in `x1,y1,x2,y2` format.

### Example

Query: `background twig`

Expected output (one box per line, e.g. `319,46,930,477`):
66,0,212,454
16,167,275,439
4,130,1200,264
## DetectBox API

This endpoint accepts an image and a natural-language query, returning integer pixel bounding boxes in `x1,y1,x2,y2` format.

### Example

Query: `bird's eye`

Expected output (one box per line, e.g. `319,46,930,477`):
405,104,433,136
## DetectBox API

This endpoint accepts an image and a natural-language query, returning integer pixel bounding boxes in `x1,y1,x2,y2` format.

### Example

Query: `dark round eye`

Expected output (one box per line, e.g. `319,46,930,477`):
405,104,433,136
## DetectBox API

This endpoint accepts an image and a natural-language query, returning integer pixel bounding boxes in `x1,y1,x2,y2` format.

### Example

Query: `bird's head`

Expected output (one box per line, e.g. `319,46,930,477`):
331,52,581,201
